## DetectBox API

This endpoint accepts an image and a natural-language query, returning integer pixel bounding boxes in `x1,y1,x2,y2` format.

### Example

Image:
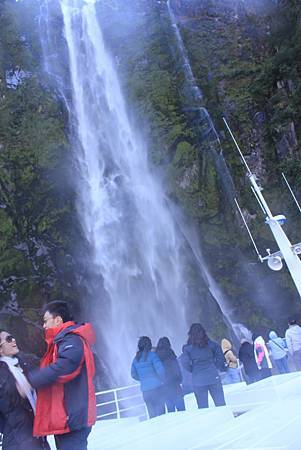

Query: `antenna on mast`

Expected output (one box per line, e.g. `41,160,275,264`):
250,186,266,215
234,198,262,260
223,117,252,177
282,172,301,214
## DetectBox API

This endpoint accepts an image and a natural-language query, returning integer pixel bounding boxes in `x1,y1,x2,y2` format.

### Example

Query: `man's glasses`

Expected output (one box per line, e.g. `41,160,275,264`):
0,335,15,347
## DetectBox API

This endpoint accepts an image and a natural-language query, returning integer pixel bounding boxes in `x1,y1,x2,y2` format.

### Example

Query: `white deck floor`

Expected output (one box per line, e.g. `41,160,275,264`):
48,372,301,449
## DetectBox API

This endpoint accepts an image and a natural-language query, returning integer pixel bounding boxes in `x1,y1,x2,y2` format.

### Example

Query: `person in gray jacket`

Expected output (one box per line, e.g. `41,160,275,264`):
285,317,301,370
268,331,289,374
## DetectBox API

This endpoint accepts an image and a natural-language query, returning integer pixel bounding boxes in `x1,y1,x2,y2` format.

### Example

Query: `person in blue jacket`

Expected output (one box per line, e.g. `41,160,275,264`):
131,336,165,418
156,337,185,413
181,323,226,409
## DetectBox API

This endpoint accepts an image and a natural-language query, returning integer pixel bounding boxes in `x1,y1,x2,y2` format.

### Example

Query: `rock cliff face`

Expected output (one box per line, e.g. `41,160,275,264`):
169,0,301,251
0,0,300,365
0,0,83,355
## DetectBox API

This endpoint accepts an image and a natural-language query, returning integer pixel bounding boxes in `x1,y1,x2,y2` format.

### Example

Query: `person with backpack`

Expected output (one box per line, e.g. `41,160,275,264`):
0,329,49,450
268,331,289,374
156,337,185,412
181,323,226,409
221,338,241,384
131,336,165,418
253,333,272,379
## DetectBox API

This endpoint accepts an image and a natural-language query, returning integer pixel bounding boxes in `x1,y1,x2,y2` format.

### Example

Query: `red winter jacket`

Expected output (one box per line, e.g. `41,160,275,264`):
29,321,96,436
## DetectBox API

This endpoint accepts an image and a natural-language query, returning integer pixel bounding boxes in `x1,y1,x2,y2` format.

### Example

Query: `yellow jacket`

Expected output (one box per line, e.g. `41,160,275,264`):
221,339,238,369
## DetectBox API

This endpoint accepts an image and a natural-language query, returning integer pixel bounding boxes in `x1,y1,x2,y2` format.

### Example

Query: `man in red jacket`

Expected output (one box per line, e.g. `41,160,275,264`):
29,301,96,450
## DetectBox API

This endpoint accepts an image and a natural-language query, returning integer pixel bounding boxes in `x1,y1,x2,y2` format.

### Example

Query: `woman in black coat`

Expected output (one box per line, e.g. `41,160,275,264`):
156,337,185,412
181,323,226,409
238,339,261,384
0,329,49,450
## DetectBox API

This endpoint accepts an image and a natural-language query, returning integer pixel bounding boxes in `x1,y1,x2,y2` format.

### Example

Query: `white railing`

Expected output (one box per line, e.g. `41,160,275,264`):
95,383,148,420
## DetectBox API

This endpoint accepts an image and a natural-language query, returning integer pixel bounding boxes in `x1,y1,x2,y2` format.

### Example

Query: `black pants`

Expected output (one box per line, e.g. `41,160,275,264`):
194,382,226,409
143,388,165,419
54,427,91,450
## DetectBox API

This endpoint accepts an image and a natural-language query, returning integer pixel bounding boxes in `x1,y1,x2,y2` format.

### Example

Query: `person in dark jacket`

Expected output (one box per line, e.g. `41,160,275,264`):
0,329,49,450
156,337,185,413
181,323,226,409
28,301,96,450
131,336,165,418
238,339,260,384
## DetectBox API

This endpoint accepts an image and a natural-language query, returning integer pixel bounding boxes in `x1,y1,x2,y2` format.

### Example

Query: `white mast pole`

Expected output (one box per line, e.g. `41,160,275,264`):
223,118,301,298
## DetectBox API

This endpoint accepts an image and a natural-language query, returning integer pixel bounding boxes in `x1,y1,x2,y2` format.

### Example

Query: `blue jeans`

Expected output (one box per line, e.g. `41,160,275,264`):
275,356,289,374
223,367,241,384
143,388,165,419
166,395,186,412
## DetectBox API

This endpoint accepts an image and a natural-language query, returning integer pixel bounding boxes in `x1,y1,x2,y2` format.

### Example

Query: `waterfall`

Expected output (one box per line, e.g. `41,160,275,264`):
37,0,238,384
41,0,201,384
166,1,203,106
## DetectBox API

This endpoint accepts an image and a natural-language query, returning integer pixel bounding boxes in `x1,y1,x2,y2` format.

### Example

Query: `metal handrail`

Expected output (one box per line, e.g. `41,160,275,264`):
95,383,139,396
95,383,147,420
96,393,142,408
97,402,146,420
115,393,142,402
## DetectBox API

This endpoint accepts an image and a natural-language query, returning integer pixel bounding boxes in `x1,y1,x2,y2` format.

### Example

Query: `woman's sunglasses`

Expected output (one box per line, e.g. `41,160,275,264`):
0,335,15,346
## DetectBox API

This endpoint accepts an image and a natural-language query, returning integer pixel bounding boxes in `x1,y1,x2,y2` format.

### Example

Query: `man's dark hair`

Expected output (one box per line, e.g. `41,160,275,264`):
43,301,73,323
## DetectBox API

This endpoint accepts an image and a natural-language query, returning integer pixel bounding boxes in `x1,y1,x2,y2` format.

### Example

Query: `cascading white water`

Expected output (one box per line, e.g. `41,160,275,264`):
167,0,203,105
166,0,236,206
59,0,197,383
